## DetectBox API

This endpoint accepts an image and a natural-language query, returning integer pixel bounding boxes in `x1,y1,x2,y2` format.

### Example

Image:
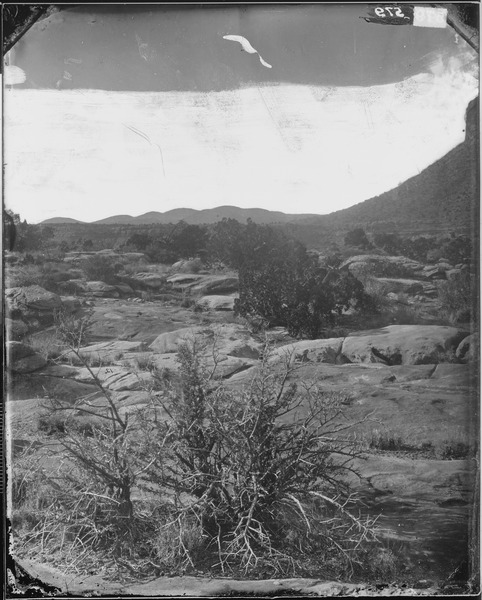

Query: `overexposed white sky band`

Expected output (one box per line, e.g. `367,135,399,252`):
4,5,479,223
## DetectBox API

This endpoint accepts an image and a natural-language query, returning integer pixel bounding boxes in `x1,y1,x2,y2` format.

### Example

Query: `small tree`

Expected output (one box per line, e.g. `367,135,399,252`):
82,254,120,283
207,218,246,267
344,228,372,250
234,228,367,338
171,224,208,259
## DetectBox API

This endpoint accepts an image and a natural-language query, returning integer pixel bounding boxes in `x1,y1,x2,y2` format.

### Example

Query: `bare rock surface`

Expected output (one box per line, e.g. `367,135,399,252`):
341,255,424,278
11,557,438,597
70,366,154,391
227,361,476,449
149,324,261,358
151,351,256,380
196,294,237,310
349,454,472,501
120,272,166,289
64,340,147,364
268,337,345,365
149,325,209,353
374,278,425,295
86,299,204,343
189,275,239,295
341,325,468,365
84,281,120,298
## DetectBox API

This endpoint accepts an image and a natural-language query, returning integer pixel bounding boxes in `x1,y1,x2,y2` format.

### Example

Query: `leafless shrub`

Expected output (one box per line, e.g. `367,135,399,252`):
145,337,383,577
12,324,387,580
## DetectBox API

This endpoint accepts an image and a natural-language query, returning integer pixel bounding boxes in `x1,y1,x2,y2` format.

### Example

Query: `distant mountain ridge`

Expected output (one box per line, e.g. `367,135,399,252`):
42,206,319,225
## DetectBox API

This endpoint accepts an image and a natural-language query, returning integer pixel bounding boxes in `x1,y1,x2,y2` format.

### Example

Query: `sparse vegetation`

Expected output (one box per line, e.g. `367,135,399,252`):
438,271,477,324
82,254,121,284
24,330,66,362
360,428,471,460
368,429,406,452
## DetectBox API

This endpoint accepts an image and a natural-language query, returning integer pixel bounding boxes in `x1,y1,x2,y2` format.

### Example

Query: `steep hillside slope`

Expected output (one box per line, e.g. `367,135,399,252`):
319,97,479,234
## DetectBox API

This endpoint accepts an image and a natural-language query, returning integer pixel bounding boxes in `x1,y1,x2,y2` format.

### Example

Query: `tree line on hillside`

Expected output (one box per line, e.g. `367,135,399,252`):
4,209,474,267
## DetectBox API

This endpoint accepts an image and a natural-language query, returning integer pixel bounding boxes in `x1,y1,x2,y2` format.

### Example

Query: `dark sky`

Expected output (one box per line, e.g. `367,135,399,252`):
11,4,458,92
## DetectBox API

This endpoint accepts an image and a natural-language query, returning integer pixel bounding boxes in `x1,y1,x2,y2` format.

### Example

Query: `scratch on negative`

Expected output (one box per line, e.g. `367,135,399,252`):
123,123,166,177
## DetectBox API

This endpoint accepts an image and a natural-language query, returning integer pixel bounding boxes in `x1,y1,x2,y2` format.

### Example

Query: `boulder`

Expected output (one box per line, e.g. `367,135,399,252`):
446,268,463,282
149,324,261,361
341,255,424,278
125,272,166,289
170,258,204,273
375,278,425,296
149,326,208,353
150,352,256,380
189,275,239,295
58,279,87,294
114,283,135,296
341,325,468,365
456,333,479,363
166,273,204,287
196,295,237,311
6,285,62,316
5,318,28,341
269,338,345,366
421,265,447,280
84,281,119,297
7,341,47,373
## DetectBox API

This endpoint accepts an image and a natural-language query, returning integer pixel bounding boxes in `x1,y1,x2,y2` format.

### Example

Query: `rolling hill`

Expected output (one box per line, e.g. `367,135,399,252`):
43,206,319,226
